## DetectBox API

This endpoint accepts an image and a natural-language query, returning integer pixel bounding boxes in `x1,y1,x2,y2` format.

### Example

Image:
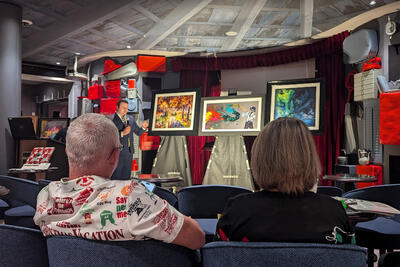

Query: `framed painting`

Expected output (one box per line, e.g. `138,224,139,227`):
149,88,201,136
38,118,70,139
266,78,325,135
199,95,265,136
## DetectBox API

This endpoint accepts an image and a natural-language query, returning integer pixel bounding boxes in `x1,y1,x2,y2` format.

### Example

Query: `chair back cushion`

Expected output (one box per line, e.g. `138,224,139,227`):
38,179,52,190
4,204,37,228
0,224,48,266
153,186,178,209
343,184,400,209
178,185,252,218
317,186,344,197
47,236,198,267
0,175,40,208
378,251,400,267
201,241,366,267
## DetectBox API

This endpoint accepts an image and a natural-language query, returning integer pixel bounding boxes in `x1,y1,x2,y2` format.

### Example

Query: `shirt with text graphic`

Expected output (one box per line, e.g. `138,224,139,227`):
34,175,183,243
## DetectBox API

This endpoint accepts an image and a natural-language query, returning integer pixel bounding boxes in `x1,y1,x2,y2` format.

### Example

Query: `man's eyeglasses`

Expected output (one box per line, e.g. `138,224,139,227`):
108,144,123,160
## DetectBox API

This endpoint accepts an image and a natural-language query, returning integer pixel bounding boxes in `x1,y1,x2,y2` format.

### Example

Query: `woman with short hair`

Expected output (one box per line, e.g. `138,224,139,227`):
215,117,354,244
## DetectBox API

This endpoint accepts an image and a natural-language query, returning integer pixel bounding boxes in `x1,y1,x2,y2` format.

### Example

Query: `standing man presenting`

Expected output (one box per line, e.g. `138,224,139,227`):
111,99,148,180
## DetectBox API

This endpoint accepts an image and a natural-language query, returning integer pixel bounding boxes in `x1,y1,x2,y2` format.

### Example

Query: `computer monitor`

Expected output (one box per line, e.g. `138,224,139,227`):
8,117,37,139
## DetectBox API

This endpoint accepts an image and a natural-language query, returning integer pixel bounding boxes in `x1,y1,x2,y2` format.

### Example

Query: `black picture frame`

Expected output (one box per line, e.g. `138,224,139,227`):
38,118,70,139
198,95,265,136
149,88,201,136
266,78,325,135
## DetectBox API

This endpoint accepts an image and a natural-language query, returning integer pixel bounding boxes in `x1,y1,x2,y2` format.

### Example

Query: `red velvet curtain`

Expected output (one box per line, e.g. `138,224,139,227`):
173,32,349,71
314,50,347,184
180,70,221,184
178,31,349,184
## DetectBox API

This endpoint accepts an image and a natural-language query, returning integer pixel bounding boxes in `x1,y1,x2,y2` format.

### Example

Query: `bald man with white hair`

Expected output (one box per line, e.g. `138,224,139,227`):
34,113,205,250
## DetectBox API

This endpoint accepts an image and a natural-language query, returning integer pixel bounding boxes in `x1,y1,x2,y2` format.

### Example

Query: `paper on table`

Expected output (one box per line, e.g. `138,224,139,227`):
334,197,400,216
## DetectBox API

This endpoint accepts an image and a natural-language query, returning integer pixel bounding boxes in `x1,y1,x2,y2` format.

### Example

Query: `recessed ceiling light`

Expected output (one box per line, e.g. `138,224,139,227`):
225,31,238,36
56,62,60,65
126,45,131,49
22,19,33,27
369,0,376,5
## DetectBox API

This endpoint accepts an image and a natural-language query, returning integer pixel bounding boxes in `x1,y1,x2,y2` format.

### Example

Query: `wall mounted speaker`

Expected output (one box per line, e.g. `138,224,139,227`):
343,29,378,64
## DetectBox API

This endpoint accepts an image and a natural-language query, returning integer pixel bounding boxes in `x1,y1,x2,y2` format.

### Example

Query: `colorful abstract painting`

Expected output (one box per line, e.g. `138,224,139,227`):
200,96,264,136
267,78,324,134
150,89,201,136
39,119,69,139
273,87,316,127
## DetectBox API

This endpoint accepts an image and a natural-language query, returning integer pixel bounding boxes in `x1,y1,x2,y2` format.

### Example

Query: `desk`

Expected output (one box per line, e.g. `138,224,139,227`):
323,174,377,192
8,167,58,182
136,174,183,187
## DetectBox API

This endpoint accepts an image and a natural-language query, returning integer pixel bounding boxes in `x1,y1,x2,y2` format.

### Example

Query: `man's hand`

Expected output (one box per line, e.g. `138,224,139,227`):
122,125,131,136
141,120,149,129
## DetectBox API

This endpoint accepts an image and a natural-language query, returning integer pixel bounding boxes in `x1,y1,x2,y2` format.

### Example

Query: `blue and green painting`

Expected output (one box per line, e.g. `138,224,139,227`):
274,87,316,127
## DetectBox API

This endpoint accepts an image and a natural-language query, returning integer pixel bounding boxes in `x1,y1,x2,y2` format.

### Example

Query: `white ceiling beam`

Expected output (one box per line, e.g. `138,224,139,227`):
185,21,234,26
206,4,241,10
207,4,297,12
243,37,293,41
184,22,320,36
253,24,297,29
109,19,145,36
66,38,108,52
186,21,301,30
133,0,214,49
170,35,292,41
221,0,268,51
262,7,298,12
300,0,314,38
22,0,134,58
171,35,228,39
132,5,161,22
169,46,220,50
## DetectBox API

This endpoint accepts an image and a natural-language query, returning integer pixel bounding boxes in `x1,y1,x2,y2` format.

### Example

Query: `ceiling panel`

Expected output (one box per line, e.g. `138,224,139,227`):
15,0,397,66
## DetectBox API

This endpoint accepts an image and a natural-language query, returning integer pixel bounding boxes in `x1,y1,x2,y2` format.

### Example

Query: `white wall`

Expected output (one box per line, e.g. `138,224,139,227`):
221,58,316,95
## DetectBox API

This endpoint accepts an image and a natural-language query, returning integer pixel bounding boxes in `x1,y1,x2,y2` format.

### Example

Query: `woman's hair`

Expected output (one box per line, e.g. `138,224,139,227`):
251,117,321,194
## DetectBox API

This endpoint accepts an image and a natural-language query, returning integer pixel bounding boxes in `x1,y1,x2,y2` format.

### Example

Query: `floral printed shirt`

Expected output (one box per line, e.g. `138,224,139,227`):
34,175,184,243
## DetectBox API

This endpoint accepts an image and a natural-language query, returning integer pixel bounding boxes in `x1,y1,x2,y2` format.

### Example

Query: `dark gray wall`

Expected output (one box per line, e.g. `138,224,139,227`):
21,84,38,116
389,45,400,81
0,1,22,173
21,82,73,117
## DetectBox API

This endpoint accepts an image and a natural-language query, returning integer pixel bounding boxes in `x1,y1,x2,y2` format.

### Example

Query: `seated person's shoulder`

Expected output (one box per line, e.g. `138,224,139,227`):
224,191,255,207
312,192,344,207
